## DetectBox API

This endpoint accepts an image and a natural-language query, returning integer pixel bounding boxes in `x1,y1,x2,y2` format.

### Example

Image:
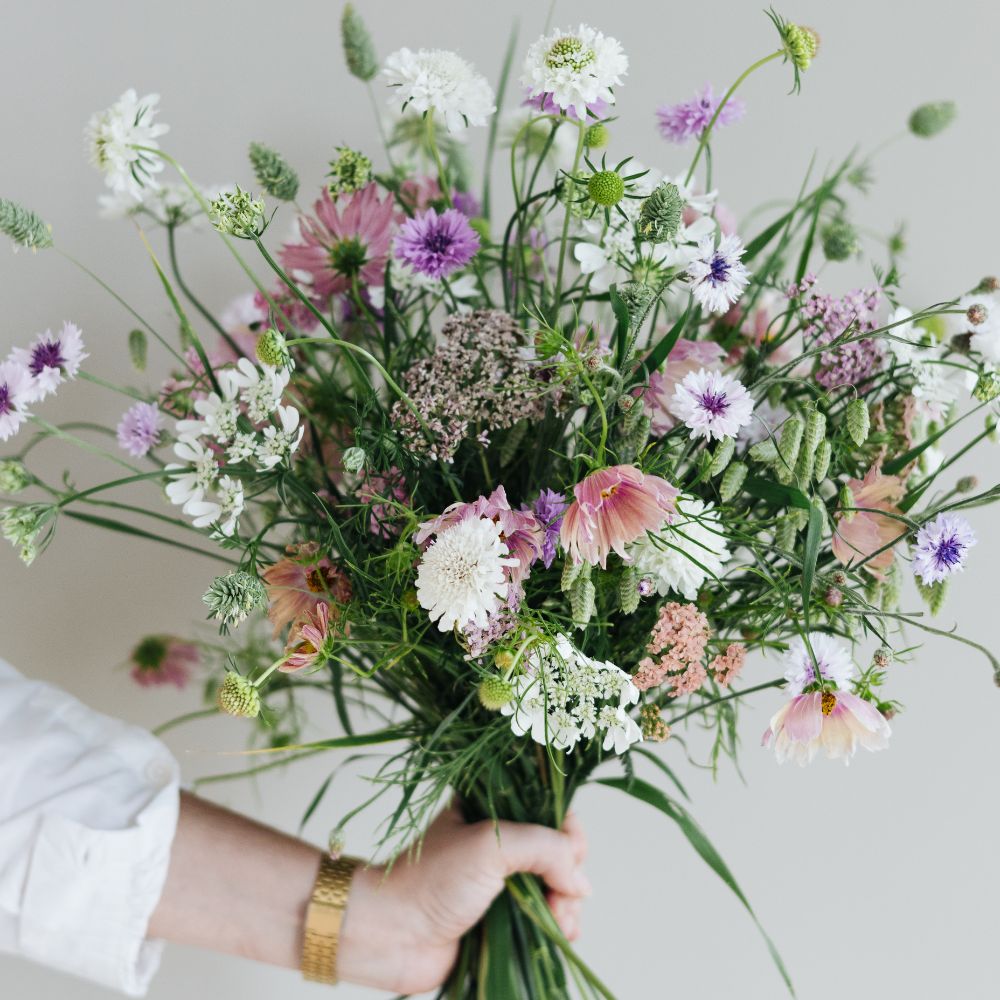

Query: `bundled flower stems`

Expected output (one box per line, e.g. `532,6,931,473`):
1,6,996,996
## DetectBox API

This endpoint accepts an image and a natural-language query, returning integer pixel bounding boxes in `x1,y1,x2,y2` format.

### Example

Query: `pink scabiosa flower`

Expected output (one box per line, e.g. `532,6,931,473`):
280,184,395,303
281,601,335,673
763,690,891,766
656,84,745,144
686,235,750,314
831,464,906,579
116,401,163,457
10,322,88,402
561,465,679,569
129,635,199,689
0,360,34,442
670,368,754,441
261,543,353,638
642,339,726,434
394,208,480,279
912,512,976,584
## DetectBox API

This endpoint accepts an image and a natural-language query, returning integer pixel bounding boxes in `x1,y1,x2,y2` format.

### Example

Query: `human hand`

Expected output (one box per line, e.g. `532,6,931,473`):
337,807,590,994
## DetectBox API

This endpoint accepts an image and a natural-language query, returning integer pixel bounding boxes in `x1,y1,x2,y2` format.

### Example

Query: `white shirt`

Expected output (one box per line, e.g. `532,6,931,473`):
0,658,180,996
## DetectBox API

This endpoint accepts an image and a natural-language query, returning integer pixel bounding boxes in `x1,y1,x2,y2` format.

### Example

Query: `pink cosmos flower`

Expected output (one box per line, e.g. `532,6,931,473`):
831,464,906,579
281,601,333,673
642,340,726,434
762,690,891,766
129,636,199,689
280,183,395,303
560,465,679,569
261,543,353,638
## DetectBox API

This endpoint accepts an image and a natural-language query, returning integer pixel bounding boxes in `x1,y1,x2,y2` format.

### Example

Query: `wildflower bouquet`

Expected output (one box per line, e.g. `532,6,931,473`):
3,6,999,996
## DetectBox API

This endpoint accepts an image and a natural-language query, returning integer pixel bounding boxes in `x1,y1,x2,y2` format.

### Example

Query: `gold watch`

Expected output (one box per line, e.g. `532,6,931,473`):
300,854,360,984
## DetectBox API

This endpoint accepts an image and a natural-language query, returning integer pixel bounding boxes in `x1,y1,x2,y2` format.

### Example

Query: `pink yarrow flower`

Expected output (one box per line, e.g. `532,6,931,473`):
642,339,726,434
633,601,710,694
763,690,891,766
129,635,199,689
831,464,906,579
560,465,679,569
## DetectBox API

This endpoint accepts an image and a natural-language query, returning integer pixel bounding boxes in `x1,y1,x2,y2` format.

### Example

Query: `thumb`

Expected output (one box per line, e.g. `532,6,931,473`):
492,820,592,899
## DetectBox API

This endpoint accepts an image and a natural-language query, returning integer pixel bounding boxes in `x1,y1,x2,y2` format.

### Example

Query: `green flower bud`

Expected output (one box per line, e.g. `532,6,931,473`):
719,460,748,502
587,170,626,207
0,504,51,565
401,588,420,612
782,22,820,72
478,675,514,711
973,369,1000,403
0,197,52,250
216,670,261,718
639,704,671,742
775,514,797,552
813,438,832,482
570,577,596,629
561,557,585,592
845,398,870,446
821,217,859,261
975,276,1000,295
210,186,267,239
637,182,683,244
915,576,947,616
617,280,658,333
619,565,640,615
327,146,373,195
128,329,147,371
342,446,366,474
248,142,299,201
340,3,378,82
709,436,735,476
956,475,978,493
839,483,855,522
778,415,805,470
749,438,779,465
203,570,268,631
0,460,31,495
256,327,292,370
908,101,957,138
584,123,609,149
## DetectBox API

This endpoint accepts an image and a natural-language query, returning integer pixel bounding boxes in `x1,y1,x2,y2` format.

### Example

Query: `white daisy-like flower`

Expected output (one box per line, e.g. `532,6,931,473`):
671,368,754,441
945,292,1000,361
185,475,245,538
10,322,88,403
382,48,496,133
782,632,855,695
521,25,628,120
255,404,304,470
629,496,732,601
85,89,169,199
416,516,518,632
0,361,34,442
165,437,219,510
226,431,258,464
190,376,242,444
686,234,750,313
231,358,290,424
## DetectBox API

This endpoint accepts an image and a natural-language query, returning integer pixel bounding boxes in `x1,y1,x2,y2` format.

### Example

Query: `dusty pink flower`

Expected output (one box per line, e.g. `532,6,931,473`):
710,642,746,687
762,690,891,766
633,601,710,694
831,464,906,580
561,465,679,569
129,636,199,689
642,340,726,434
281,602,334,673
261,543,352,638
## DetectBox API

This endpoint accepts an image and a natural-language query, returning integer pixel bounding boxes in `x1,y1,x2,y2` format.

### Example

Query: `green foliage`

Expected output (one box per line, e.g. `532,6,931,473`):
248,142,299,201
0,197,52,249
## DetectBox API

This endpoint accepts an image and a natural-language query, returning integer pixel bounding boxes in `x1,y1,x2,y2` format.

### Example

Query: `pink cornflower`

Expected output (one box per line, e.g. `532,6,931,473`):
280,183,395,303
10,321,88,402
762,690,891,766
561,465,678,569
129,635,199,689
261,542,353,638
656,84,745,144
0,360,34,442
116,401,163,457
281,602,334,673
356,467,410,539
832,464,906,579
709,642,746,687
394,207,480,279
642,339,726,434
633,601,710,694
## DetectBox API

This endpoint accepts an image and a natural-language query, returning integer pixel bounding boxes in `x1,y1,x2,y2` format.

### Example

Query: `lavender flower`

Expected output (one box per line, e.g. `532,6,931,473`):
656,84,745,144
394,208,480,279
686,235,750,314
670,368,754,441
117,401,164,457
912,512,976,584
530,489,567,568
451,189,482,217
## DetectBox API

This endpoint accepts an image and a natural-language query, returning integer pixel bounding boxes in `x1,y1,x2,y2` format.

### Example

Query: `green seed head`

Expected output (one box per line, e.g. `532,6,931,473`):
821,217,860,261
328,146,373,195
545,36,596,72
587,170,626,207
216,670,261,718
341,2,378,82
248,142,299,202
255,327,292,370
638,182,683,244
783,22,820,72
584,123,609,149
478,675,514,711
0,460,31,495
908,101,957,138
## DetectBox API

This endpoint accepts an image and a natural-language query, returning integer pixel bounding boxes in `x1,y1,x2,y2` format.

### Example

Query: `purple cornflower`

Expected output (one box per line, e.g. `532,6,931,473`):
687,235,750,314
656,84,745,144
451,189,482,218
394,208,480,279
530,488,568,568
9,321,88,402
117,401,163,457
912,512,976,584
670,368,755,441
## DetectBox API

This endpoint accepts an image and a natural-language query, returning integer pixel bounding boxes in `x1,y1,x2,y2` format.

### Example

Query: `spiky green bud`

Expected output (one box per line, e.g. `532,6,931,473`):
128,329,147,371
0,504,51,566
845,398,870,446
775,514,797,552
719,460,748,502
782,22,819,72
915,576,948,616
342,446,366,474
778,416,805,470
908,101,957,138
821,217,859,261
587,170,626,207
0,461,31,495
210,186,267,238
584,123,609,149
478,675,514,711
255,327,292,370
956,475,978,494
619,565,640,615
838,484,855,522
749,438,779,465
248,142,299,201
216,670,261,718
617,280,658,334
570,577,596,628
328,146,373,195
340,3,378,81
973,369,1000,403
561,557,583,592
203,570,268,631
813,439,832,482
637,182,683,244
0,197,52,250
709,436,736,477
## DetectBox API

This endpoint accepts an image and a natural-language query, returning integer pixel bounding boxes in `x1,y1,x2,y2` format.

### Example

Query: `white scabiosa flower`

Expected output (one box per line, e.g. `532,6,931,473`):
416,516,518,631
629,496,731,600
686,234,750,313
382,48,496,133
255,405,305,470
521,25,628,120
85,89,169,199
781,632,856,695
671,368,754,441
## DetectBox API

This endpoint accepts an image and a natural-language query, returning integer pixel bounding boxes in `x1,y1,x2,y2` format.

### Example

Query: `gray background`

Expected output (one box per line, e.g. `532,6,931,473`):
2,1,998,997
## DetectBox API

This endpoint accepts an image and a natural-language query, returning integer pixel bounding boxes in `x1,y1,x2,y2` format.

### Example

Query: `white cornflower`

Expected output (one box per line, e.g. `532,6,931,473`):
230,358,289,423
165,437,219,510
255,405,304,470
416,516,517,632
521,25,628,120
85,89,169,199
686,234,750,313
671,368,754,441
10,322,88,403
186,475,245,538
629,496,732,601
382,48,496,133
782,632,855,695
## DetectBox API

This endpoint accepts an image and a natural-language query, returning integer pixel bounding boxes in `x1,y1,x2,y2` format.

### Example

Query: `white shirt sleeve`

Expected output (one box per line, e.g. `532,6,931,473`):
0,658,180,996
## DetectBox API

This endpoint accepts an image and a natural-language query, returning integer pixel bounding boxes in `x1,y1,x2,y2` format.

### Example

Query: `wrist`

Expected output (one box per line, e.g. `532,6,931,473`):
334,862,401,989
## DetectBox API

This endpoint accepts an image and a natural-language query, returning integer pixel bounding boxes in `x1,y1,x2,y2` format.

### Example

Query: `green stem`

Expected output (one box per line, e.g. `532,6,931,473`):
29,418,143,474
666,678,786,726
366,81,397,170
552,121,586,318
424,109,452,207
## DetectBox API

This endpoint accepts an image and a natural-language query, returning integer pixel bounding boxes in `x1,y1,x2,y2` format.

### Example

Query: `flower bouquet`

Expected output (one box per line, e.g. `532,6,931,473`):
2,6,998,997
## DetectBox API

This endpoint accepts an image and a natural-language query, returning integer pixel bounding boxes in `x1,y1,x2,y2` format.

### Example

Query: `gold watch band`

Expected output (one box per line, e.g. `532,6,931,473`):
301,854,359,984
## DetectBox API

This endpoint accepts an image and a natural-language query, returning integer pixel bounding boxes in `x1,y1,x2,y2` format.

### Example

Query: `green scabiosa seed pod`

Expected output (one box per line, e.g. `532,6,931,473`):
845,398,870,446
0,197,52,250
256,327,292,370
570,577,597,628
821,217,859,261
908,101,957,138
973,370,1000,403
619,565,640,615
584,123,609,149
0,461,31,495
478,675,514,711
561,557,583,592
813,438,832,482
782,22,819,72
128,329,147,371
216,671,261,718
637,182,683,244
210,187,267,238
719,461,748,502
203,570,268,631
248,142,299,201
341,3,378,82
587,170,626,207
709,436,735,477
